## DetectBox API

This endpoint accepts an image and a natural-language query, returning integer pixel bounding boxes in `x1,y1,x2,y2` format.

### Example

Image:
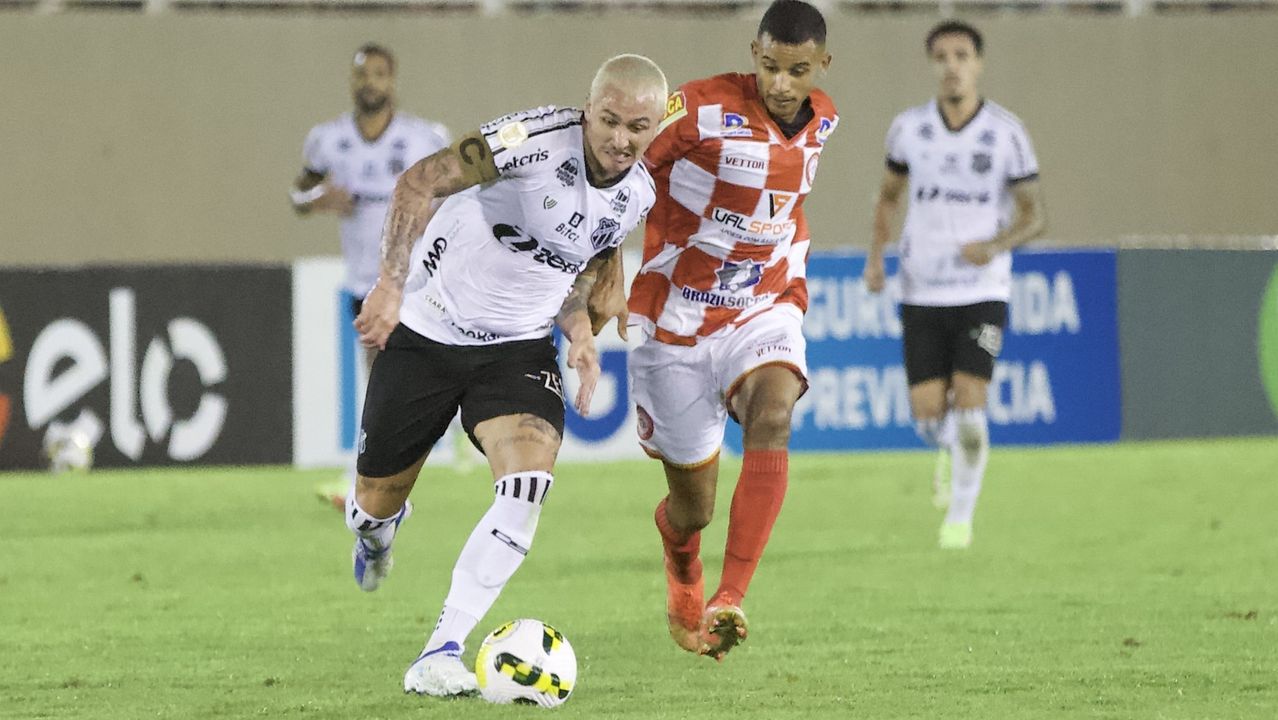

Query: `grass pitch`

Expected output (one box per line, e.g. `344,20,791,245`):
2,438,1276,719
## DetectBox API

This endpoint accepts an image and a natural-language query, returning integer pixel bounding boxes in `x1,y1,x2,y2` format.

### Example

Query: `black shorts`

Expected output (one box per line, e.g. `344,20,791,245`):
900,301,1007,386
348,296,364,320
357,324,565,477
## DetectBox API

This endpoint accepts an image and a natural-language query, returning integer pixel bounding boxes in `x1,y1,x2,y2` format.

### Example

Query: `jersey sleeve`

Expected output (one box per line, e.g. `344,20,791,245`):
1005,122,1040,185
302,125,328,175
479,106,578,180
884,112,910,175
643,87,700,173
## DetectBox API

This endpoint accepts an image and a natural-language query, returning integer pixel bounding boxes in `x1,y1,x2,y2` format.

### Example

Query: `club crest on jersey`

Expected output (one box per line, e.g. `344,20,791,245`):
556,158,579,187
768,193,795,218
715,259,763,292
918,123,935,141
979,129,997,146
611,187,630,215
815,117,835,145
392,138,408,152
591,217,621,250
971,152,992,175
721,112,752,138
497,121,529,149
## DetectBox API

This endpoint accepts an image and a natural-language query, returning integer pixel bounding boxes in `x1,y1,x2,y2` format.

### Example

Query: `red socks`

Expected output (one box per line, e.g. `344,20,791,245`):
655,497,702,584
715,449,788,606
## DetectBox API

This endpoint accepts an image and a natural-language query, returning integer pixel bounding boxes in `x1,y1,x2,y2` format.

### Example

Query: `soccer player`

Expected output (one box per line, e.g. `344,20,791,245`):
862,21,1047,549
291,44,453,508
594,0,837,660
349,54,668,696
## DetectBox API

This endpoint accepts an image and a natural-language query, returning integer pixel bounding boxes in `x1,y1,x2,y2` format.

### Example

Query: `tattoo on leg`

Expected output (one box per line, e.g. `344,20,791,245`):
518,415,561,442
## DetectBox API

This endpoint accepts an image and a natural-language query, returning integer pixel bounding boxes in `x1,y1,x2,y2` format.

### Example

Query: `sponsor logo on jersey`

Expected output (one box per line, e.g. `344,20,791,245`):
337,138,352,152
392,138,408,151
501,149,549,172
658,91,687,133
721,112,752,138
971,152,992,175
525,370,564,400
815,117,835,145
768,193,795,218
569,212,585,229
914,186,992,205
710,207,795,245
450,318,500,343
556,158,579,187
591,217,621,250
941,153,960,175
497,121,530,148
388,156,405,175
680,285,770,310
611,187,630,215
420,237,448,278
715,259,764,292
543,196,557,210
492,224,584,274
723,154,766,171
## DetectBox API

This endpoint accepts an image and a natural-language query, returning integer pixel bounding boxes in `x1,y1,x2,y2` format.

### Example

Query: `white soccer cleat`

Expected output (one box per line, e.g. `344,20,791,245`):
404,642,478,697
351,501,412,592
938,520,973,550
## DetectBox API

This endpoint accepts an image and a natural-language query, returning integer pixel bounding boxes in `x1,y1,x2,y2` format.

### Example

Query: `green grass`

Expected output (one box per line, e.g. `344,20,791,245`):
2,438,1277,719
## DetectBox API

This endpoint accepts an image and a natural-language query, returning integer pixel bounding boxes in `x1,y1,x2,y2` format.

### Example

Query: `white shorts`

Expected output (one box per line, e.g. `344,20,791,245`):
629,305,808,467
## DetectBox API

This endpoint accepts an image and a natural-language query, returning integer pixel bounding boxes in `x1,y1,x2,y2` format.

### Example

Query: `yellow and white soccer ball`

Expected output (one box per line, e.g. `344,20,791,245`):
475,618,577,708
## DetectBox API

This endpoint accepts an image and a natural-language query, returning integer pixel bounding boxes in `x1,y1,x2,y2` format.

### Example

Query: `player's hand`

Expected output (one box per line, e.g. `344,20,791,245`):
587,255,629,341
354,282,401,351
311,183,355,215
565,329,601,417
863,253,887,293
960,239,1002,267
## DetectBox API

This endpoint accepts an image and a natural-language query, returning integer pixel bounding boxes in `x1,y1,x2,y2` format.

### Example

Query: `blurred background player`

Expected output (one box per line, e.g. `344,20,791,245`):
607,0,836,660
347,55,667,696
862,20,1047,549
290,43,466,507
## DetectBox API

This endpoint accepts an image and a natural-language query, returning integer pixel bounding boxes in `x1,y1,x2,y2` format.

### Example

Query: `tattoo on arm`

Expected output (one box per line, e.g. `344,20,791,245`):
378,130,500,289
556,254,607,331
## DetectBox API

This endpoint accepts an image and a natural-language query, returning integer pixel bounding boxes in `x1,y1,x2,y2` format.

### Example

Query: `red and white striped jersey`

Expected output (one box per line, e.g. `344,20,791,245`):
628,73,838,346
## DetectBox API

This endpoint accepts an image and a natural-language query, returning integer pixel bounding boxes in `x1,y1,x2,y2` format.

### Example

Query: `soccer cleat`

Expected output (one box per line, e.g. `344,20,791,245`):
316,479,349,512
351,501,412,592
404,642,479,697
938,520,973,550
700,601,748,661
664,558,704,653
931,448,952,510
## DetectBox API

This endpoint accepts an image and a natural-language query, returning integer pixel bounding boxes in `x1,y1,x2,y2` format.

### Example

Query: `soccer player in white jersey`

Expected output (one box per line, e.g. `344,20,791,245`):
863,21,1047,549
347,54,667,697
290,44,456,507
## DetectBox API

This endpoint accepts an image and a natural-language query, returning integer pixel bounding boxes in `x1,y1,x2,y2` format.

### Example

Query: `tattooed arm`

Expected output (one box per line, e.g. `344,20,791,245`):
556,247,614,417
355,131,499,349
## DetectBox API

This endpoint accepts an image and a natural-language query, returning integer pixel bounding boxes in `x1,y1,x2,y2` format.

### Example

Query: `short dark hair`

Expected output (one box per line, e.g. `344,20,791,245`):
925,21,983,56
757,0,827,47
353,42,396,74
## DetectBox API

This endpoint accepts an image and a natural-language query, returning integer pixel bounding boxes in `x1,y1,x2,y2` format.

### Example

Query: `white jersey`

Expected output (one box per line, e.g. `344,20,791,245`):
303,112,451,295
886,99,1039,306
400,106,656,346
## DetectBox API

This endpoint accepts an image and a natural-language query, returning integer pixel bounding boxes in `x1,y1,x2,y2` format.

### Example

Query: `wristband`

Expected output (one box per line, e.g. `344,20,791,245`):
290,185,326,207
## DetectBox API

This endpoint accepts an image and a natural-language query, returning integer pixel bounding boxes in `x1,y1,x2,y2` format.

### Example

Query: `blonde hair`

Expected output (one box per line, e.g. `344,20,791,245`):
589,54,668,106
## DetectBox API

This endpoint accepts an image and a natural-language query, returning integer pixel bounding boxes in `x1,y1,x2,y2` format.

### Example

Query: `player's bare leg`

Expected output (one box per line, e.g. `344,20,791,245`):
656,458,718,652
700,365,803,661
405,413,560,697
938,372,990,549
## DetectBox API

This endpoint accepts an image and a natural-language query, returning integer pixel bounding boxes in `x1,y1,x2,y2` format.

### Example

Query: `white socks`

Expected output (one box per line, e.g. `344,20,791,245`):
345,493,402,551
945,408,989,525
424,471,553,653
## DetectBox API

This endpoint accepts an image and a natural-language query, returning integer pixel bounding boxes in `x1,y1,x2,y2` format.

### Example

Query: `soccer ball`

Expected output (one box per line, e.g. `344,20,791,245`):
43,424,94,473
475,619,577,708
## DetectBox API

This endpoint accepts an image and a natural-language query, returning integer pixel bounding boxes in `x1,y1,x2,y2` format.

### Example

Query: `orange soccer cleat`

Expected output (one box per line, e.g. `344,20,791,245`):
664,557,704,653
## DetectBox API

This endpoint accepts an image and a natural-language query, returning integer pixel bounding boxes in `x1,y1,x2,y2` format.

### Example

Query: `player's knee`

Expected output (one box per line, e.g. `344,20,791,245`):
740,399,794,446
914,416,945,447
